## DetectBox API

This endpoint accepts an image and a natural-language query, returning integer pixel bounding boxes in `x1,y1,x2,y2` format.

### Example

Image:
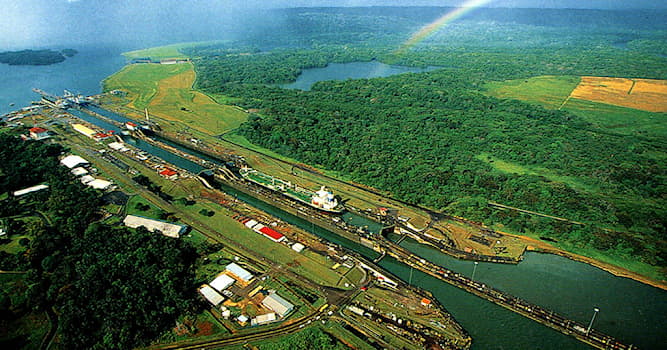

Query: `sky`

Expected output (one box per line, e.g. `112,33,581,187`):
1,0,665,50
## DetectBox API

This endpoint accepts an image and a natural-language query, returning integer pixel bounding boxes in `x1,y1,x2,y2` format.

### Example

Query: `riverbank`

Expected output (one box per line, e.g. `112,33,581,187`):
502,231,667,291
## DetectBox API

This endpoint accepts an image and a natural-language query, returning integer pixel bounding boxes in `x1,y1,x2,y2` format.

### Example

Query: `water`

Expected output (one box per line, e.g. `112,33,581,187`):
279,61,437,91
4,46,666,349
68,108,205,173
0,45,127,115
396,236,667,349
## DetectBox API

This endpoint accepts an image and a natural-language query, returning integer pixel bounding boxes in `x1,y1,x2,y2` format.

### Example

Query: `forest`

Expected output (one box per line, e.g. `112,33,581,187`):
0,132,198,349
0,49,76,66
189,7,667,272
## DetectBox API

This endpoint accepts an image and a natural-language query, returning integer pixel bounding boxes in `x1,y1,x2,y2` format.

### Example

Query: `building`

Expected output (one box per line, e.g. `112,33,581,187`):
237,315,249,325
72,123,97,139
159,168,178,180
421,298,432,307
29,127,50,140
87,179,112,190
108,142,129,152
258,226,285,243
199,285,225,306
125,122,137,131
209,273,235,292
13,184,49,197
291,243,305,253
251,312,277,326
70,167,89,176
123,214,187,238
261,292,294,318
80,175,95,185
60,155,89,168
225,263,254,283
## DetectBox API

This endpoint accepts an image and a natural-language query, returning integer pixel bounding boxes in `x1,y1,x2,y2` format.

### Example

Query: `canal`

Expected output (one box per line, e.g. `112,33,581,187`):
76,105,666,349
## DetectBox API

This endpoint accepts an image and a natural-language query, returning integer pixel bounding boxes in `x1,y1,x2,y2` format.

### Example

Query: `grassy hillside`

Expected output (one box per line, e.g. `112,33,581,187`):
103,62,247,135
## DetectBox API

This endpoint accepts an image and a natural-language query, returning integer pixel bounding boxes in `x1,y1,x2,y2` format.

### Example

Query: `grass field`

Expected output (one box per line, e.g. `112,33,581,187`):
484,75,580,109
475,153,601,194
122,43,193,60
103,63,191,109
104,63,248,135
563,98,667,139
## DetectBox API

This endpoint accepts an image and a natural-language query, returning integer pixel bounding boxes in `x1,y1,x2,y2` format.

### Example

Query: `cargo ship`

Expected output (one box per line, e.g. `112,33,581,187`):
239,167,344,214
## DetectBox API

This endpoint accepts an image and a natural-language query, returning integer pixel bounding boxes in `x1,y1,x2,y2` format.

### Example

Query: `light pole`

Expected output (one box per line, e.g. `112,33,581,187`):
587,307,600,335
471,261,479,281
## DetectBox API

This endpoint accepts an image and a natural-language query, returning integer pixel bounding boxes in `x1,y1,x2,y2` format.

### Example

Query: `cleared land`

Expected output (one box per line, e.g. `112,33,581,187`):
485,75,667,140
103,63,248,135
570,76,667,112
484,75,580,109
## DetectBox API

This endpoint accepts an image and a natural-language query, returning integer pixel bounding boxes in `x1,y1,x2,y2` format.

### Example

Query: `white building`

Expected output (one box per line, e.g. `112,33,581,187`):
209,273,235,292
87,179,112,190
80,175,95,184
251,312,277,326
13,184,49,197
70,167,89,176
60,155,89,169
123,214,187,238
199,285,225,306
291,243,305,253
261,292,294,318
108,142,129,152
225,263,254,283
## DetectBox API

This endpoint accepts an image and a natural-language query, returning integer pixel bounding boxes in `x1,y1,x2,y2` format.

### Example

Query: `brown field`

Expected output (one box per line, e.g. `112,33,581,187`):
570,76,667,112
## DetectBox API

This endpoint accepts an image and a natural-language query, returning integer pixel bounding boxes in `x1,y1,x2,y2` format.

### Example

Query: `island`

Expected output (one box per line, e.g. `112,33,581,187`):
0,49,78,66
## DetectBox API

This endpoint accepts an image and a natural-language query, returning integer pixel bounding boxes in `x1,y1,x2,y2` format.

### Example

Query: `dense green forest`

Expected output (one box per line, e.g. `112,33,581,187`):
189,8,667,273
0,132,198,349
0,49,76,66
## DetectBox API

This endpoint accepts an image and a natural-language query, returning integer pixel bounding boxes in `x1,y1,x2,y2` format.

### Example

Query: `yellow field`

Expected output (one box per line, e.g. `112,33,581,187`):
570,76,667,112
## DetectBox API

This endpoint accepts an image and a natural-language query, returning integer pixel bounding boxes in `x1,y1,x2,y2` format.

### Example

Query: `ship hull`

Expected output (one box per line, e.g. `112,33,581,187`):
240,170,345,214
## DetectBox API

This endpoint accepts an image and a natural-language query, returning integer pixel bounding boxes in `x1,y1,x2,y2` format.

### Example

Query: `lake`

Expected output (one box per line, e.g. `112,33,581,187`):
280,61,437,90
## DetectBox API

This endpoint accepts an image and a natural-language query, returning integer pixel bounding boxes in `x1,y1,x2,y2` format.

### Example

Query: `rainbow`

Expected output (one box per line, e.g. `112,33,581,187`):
395,0,494,54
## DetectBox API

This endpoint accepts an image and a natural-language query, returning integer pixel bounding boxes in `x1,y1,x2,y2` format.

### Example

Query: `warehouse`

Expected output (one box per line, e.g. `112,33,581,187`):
123,214,187,238
199,285,225,306
251,312,277,326
60,154,89,169
72,123,96,139
13,184,49,197
209,273,236,292
225,263,254,283
86,179,112,190
261,291,294,318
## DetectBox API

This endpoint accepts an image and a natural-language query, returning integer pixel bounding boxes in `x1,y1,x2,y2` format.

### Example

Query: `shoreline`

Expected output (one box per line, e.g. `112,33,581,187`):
502,231,667,291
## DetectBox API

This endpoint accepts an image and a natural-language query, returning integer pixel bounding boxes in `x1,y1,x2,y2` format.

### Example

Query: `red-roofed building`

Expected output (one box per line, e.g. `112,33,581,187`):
421,298,432,307
93,133,112,140
159,168,178,180
29,127,50,140
125,122,137,131
259,226,285,243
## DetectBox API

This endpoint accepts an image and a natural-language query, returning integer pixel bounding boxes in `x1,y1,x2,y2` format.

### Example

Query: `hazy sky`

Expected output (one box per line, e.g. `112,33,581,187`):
1,0,665,50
